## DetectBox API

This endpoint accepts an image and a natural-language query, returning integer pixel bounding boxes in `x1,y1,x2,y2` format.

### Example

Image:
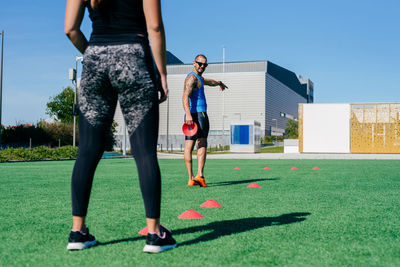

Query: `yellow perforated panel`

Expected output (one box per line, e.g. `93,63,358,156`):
298,104,303,153
350,103,400,153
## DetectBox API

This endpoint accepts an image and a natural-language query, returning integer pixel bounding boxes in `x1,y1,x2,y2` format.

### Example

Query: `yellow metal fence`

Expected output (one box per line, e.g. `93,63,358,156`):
350,103,400,153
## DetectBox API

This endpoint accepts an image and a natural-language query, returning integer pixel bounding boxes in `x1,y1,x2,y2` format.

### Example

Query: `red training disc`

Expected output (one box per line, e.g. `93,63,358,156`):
182,122,198,136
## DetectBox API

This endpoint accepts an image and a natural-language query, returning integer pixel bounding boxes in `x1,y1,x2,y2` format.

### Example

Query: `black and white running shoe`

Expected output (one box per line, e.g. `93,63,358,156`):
143,226,177,253
67,228,97,251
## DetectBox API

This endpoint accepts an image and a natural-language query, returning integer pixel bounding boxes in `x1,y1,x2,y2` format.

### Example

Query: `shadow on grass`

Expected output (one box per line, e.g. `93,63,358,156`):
207,178,279,187
175,212,310,247
97,212,310,247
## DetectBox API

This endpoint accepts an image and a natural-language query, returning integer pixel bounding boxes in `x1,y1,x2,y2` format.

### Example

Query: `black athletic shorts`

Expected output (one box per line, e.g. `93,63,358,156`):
184,112,209,140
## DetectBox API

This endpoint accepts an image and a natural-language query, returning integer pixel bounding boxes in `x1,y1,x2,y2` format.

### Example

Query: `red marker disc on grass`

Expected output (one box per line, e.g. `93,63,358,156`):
247,183,261,188
182,122,198,136
178,210,204,219
200,200,222,208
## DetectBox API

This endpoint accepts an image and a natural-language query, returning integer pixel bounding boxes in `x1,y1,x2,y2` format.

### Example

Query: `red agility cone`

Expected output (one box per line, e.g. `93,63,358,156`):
200,200,222,208
138,227,148,236
264,167,270,170
182,122,198,137
234,167,241,170
291,167,298,170
313,167,320,170
247,183,261,188
178,210,204,219
138,224,168,235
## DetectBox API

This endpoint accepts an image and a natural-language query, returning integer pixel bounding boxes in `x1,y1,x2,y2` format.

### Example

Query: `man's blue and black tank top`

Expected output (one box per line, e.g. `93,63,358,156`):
85,0,148,45
187,72,207,113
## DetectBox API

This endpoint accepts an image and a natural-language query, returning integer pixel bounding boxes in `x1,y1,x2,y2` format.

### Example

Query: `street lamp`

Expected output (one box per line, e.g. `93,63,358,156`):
69,56,83,147
222,45,225,136
272,119,277,145
166,95,169,152
0,30,4,147
122,115,127,156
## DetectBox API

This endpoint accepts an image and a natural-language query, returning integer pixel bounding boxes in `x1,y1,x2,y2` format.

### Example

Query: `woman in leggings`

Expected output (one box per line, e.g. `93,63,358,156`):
64,0,176,253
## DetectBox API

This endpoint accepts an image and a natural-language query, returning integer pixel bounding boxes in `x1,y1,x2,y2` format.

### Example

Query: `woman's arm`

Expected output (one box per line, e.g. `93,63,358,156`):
65,0,88,54
143,0,168,103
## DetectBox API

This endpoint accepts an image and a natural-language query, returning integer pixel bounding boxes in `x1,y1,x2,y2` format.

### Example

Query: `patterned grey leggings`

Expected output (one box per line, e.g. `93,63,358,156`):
71,40,161,218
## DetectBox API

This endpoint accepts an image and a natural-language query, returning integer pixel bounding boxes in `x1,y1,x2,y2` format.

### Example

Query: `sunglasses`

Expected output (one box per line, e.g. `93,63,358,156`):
195,61,208,68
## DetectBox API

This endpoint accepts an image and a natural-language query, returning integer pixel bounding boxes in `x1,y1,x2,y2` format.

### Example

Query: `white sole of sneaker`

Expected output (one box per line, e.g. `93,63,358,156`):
143,243,177,253
67,240,97,250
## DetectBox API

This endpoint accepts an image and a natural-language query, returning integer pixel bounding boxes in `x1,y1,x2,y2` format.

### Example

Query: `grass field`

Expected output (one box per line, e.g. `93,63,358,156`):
260,146,284,153
1,158,400,266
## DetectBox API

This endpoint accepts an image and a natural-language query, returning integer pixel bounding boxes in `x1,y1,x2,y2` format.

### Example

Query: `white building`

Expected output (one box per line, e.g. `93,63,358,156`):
298,103,400,154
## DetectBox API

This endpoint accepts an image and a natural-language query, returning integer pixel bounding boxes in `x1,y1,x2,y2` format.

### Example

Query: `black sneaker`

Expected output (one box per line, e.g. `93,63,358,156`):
143,226,177,253
67,228,97,250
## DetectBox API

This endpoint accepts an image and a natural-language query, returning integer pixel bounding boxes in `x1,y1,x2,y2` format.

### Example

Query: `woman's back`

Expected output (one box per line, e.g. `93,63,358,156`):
86,0,147,44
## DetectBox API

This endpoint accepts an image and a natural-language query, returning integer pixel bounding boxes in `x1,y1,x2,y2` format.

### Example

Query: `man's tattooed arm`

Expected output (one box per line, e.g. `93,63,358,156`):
203,78,228,91
182,75,197,125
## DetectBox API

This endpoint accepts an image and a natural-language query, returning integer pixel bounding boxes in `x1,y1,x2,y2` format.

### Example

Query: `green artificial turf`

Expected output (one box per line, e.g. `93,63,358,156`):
1,158,400,266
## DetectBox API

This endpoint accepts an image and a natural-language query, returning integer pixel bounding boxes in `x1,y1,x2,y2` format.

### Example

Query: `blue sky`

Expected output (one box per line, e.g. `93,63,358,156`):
0,0,399,126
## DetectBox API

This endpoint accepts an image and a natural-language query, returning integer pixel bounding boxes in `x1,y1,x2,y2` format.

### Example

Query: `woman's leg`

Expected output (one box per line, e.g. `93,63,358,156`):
128,103,161,226
108,42,162,233
70,45,118,230
68,111,115,250
71,113,113,227
109,42,176,252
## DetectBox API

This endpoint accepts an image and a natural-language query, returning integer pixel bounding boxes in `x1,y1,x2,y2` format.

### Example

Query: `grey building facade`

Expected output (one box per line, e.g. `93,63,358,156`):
113,57,313,150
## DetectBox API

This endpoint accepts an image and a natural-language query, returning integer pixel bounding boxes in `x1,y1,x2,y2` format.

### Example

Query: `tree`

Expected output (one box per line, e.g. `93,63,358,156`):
46,87,75,123
45,86,117,150
285,119,298,139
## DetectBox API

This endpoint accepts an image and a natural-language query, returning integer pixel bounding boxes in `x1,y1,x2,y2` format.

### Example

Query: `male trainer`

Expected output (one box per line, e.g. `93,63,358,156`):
182,54,228,187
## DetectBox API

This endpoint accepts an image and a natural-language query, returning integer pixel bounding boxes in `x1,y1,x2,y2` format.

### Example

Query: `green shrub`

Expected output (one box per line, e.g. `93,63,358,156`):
55,146,79,159
0,146,78,162
263,135,284,143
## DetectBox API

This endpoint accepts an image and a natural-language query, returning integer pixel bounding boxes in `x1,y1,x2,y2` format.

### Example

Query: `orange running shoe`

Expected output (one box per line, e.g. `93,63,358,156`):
194,175,208,187
188,179,199,186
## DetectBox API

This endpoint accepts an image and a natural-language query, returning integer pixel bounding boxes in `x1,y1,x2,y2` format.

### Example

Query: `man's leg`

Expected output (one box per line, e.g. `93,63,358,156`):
193,137,208,187
184,140,195,180
196,138,207,177
193,112,209,187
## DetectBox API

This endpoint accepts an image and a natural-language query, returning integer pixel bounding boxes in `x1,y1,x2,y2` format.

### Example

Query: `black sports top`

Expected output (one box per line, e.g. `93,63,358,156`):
85,0,148,44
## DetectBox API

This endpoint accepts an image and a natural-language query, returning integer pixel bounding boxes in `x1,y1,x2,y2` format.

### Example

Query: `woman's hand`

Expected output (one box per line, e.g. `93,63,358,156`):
159,75,168,104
